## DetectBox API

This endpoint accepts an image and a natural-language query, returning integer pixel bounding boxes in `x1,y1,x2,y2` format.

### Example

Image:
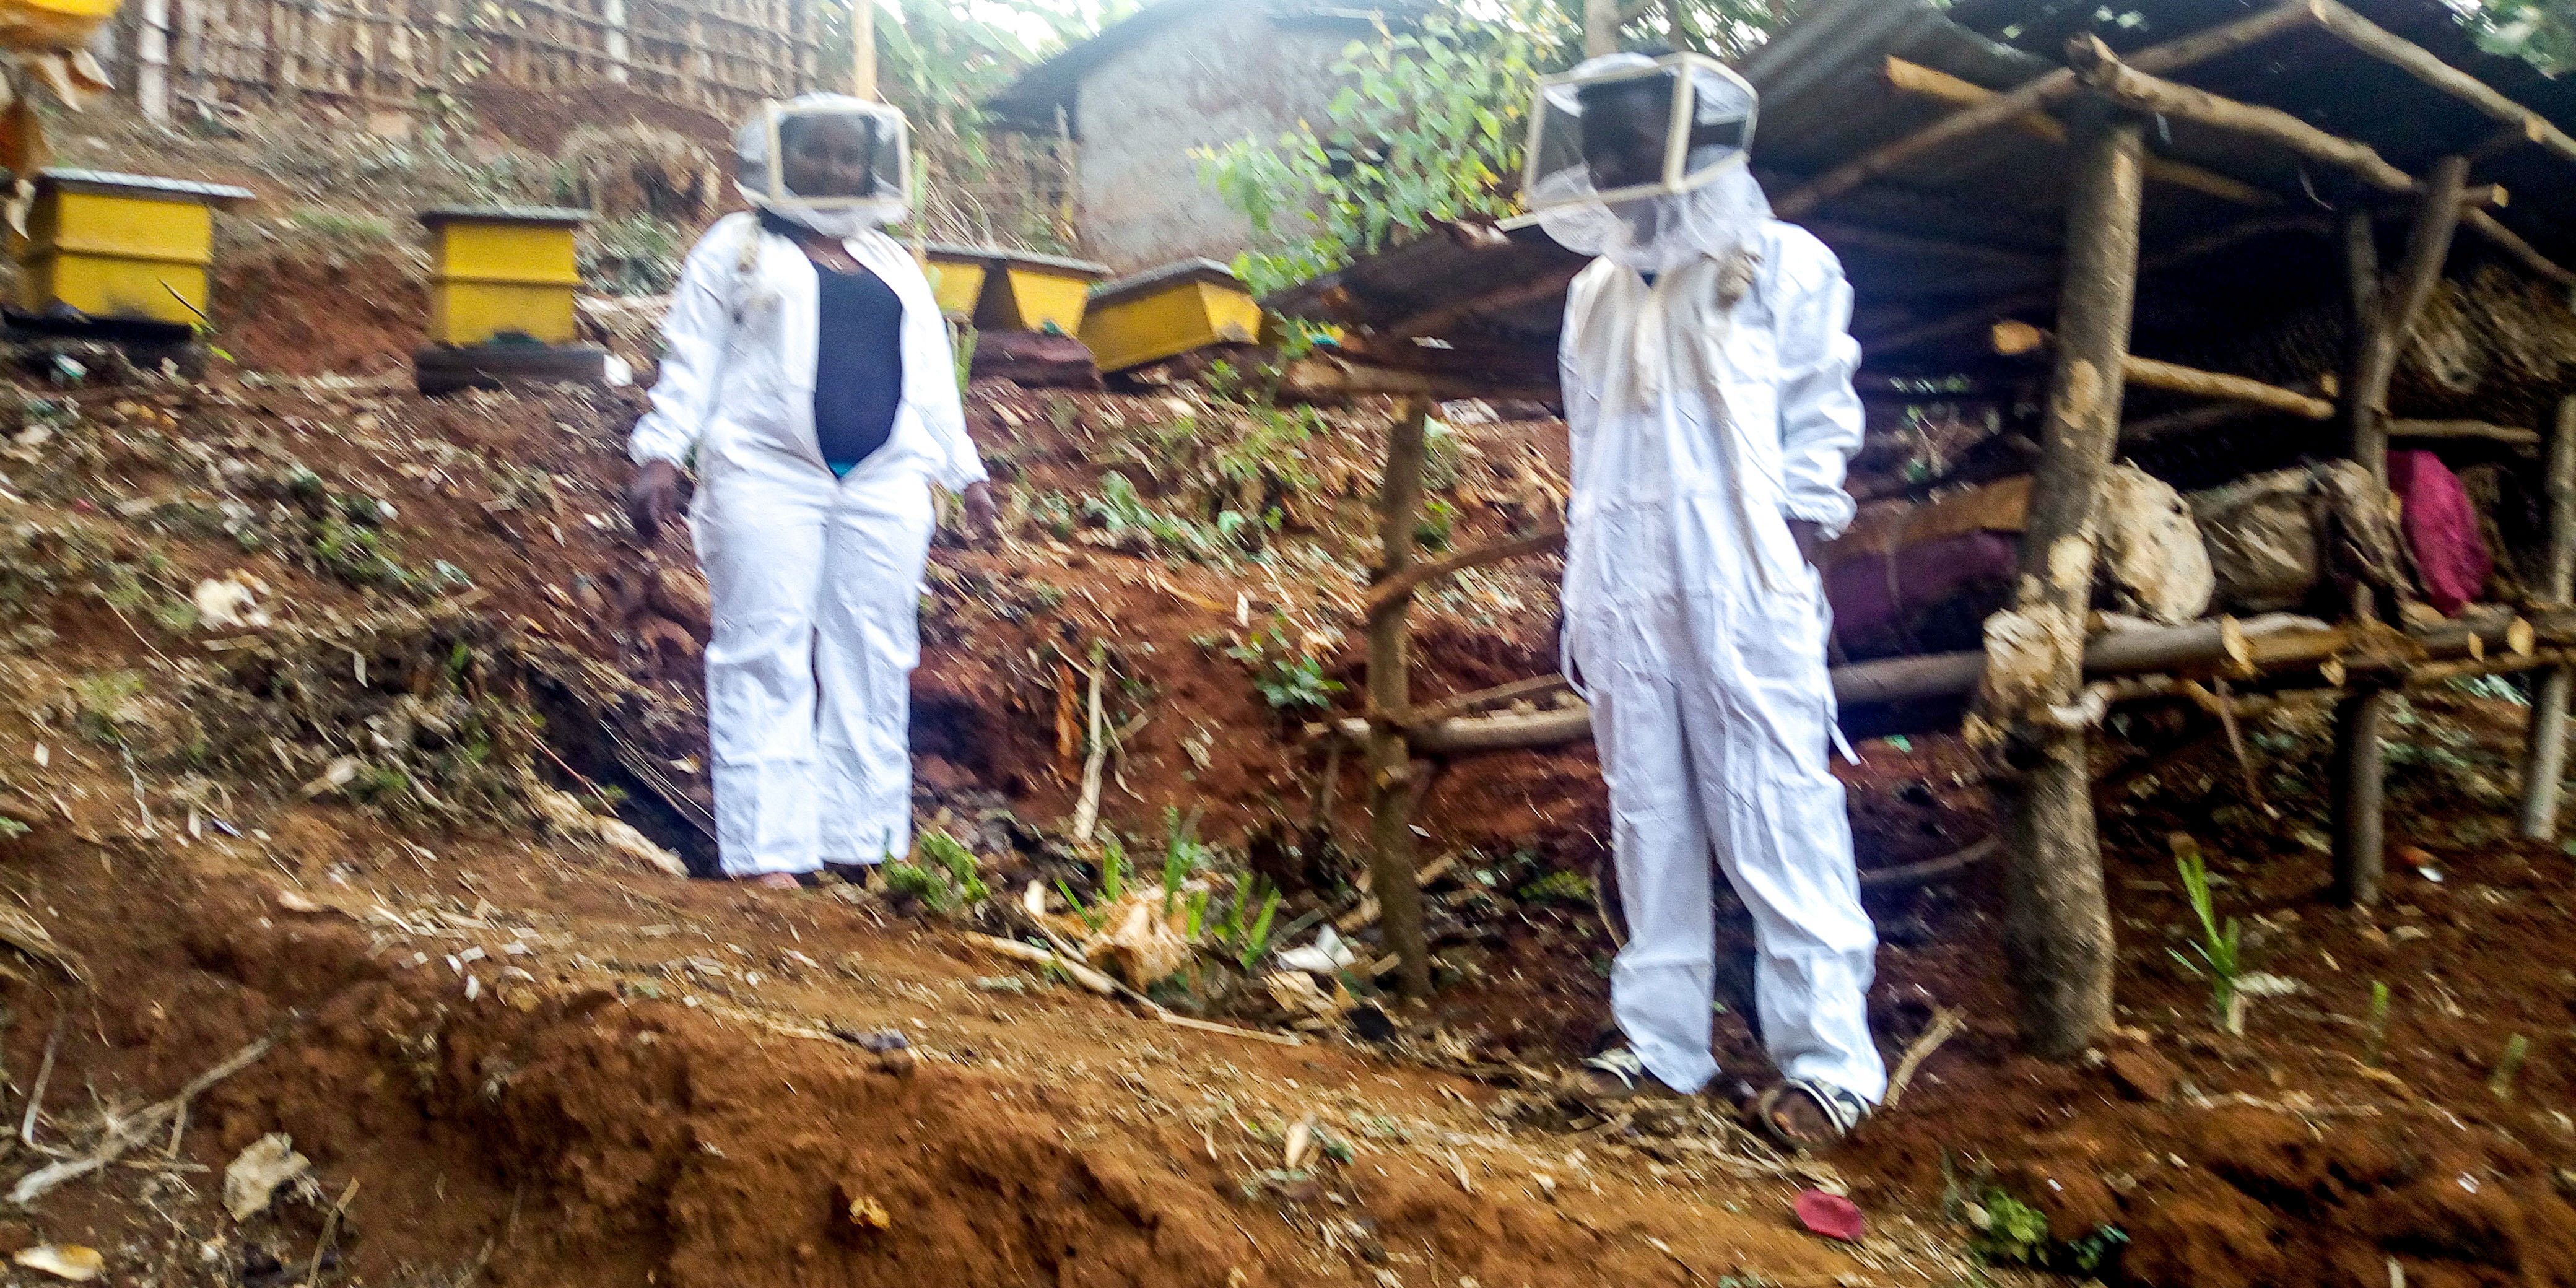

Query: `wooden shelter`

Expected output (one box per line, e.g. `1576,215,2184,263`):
1271,0,2576,1051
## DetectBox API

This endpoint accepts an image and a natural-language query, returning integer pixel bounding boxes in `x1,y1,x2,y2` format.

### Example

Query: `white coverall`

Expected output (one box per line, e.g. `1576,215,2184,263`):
1559,221,1884,1100
630,211,986,876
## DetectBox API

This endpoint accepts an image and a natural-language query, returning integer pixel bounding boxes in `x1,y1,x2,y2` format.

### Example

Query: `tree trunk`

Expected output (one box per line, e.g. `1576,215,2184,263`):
1366,399,1434,999
1998,102,2143,1060
2519,394,2576,839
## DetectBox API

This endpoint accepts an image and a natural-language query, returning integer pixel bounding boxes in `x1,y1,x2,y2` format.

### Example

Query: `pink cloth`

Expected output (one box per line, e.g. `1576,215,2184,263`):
2387,449,2492,616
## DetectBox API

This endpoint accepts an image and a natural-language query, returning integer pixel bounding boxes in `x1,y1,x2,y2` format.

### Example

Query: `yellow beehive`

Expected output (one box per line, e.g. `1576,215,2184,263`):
0,0,120,51
10,170,253,326
915,243,989,318
419,206,588,347
972,248,1108,335
1080,259,1260,374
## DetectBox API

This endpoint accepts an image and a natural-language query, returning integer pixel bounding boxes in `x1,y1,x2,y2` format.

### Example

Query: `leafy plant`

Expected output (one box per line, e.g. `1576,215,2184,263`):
2168,833,2245,1035
72,671,146,745
1058,834,1133,932
1212,874,1283,973
887,828,990,914
1966,1187,2126,1274
1196,12,1543,297
2458,0,2576,74
1518,869,1594,905
0,816,28,840
1228,625,1344,711
1160,807,1209,917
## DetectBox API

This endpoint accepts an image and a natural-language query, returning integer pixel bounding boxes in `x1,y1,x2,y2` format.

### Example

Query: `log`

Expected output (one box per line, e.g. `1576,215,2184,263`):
2068,35,2413,195
2520,395,2576,839
1365,398,1434,999
1993,321,2335,419
2385,419,2542,447
1399,674,1573,728
1996,105,2139,1059
1772,0,2313,218
1280,355,1555,404
1880,55,2278,207
2305,0,2576,171
1365,526,1567,621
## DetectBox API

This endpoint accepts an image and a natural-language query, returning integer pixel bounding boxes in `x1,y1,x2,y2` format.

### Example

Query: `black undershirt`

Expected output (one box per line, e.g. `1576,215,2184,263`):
760,209,903,474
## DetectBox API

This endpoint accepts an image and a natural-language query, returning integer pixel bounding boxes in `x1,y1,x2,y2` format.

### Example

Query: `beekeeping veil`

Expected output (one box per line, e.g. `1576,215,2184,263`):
735,93,911,237
1525,52,1769,274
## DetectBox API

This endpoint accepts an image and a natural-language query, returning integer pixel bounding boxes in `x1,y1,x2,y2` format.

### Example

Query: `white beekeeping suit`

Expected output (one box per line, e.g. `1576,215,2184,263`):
1534,54,1882,1116
629,94,986,877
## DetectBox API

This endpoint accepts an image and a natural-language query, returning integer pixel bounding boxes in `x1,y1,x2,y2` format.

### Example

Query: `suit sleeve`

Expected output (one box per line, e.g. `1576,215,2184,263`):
628,219,745,467
1770,231,1866,539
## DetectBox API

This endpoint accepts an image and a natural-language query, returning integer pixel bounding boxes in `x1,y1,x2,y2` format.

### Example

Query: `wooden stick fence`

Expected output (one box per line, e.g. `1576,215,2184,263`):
89,0,817,127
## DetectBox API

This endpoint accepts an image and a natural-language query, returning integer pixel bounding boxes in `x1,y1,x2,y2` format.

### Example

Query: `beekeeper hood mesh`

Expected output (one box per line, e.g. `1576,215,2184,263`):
1525,52,1770,274
736,93,911,237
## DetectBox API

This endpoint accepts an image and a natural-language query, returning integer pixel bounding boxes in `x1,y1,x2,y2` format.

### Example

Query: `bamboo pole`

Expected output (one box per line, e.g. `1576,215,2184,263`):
1366,399,1434,999
1996,103,2140,1058
1880,55,2278,207
1991,321,2334,419
1773,0,2311,219
2519,396,2576,839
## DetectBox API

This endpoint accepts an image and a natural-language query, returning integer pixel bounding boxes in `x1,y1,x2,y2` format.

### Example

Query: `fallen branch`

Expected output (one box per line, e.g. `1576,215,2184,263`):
1069,652,1107,845
1858,838,1998,891
1880,1007,1965,1110
13,1030,283,1206
962,934,1305,1048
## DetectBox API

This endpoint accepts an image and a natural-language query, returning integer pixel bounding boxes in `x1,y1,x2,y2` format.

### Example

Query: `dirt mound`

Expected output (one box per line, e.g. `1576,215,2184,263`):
212,241,427,376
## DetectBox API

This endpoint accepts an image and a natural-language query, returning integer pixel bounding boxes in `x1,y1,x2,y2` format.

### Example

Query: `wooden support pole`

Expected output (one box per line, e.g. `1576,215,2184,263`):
2328,690,2392,905
1881,55,2279,207
1998,102,2141,1058
2357,155,2470,481
1773,0,2311,219
2518,395,2576,839
849,0,872,99
1366,398,1434,1000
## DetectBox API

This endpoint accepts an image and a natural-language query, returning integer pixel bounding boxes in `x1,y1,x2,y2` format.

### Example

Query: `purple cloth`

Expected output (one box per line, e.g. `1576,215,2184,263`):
1822,530,2022,659
2388,449,2492,617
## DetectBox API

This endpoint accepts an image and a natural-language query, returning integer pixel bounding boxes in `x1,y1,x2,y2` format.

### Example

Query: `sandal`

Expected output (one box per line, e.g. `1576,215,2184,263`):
1569,1048,1687,1101
1749,1077,1869,1151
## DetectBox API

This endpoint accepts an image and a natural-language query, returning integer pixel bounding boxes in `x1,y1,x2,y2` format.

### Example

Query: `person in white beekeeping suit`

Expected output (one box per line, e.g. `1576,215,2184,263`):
625,93,994,888
1527,51,1882,1147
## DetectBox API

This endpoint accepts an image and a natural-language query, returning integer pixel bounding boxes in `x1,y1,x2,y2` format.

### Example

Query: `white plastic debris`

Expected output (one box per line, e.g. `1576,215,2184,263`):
1276,926,1360,976
222,1133,310,1221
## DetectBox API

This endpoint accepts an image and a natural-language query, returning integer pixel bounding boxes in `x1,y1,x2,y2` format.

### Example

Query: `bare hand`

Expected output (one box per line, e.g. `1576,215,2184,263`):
628,459,681,543
961,481,1000,547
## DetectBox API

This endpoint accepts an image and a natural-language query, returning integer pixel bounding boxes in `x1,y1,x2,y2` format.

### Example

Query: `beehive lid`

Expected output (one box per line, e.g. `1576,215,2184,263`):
38,168,256,208
1089,258,1242,309
417,205,592,228
922,242,1108,279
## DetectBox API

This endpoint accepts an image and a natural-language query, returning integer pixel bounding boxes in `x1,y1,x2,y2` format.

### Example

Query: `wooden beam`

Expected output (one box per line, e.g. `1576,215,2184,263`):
2462,209,2576,289
1365,526,1566,622
1993,106,2141,1059
1881,55,2279,207
1364,399,1434,1000
2305,0,2576,172
2386,419,2542,447
1772,0,2313,218
2068,34,2411,194
2520,396,2576,838
1993,321,2334,419
1386,263,1583,342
